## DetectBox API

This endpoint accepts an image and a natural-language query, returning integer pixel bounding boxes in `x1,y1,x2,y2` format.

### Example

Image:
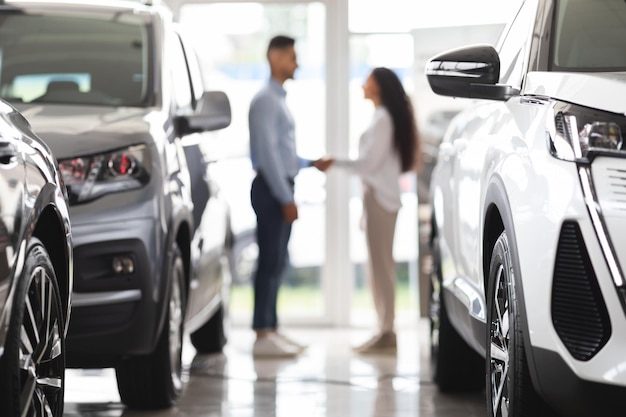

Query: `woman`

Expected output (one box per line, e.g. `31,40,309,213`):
332,67,419,354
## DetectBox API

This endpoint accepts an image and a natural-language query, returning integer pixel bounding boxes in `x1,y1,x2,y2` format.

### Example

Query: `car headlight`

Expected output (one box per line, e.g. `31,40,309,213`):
59,144,150,204
547,101,626,163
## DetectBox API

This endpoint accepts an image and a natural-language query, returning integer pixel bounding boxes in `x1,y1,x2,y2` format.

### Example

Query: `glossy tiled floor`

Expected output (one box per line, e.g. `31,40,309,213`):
63,319,486,417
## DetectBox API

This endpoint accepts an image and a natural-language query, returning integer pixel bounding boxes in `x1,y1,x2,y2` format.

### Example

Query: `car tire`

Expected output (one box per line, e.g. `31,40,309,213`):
486,231,551,417
0,237,65,417
190,303,227,354
115,242,186,410
429,234,484,392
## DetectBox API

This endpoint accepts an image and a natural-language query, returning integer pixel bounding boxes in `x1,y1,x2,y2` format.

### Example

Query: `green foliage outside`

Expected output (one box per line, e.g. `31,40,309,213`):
230,262,417,315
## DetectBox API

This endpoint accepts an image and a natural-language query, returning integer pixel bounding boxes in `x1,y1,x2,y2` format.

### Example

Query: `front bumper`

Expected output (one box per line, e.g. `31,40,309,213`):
511,155,626,411
533,347,626,417
66,216,165,368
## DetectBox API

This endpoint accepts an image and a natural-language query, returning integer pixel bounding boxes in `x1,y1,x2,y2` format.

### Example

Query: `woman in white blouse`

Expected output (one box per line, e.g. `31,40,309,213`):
331,67,419,354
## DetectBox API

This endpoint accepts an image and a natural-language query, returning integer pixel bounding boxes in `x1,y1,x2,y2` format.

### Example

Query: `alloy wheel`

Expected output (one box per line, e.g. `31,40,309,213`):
168,260,184,393
20,265,65,416
489,262,510,417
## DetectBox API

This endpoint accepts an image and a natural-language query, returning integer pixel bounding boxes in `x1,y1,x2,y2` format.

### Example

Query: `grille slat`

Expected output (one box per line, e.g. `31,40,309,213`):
551,221,611,361
594,167,626,210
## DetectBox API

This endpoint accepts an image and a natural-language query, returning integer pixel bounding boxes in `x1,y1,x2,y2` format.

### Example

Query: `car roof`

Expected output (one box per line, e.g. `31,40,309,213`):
1,0,158,14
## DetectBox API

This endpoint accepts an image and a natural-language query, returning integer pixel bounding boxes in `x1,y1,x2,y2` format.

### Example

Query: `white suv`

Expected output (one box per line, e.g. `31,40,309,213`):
426,0,626,416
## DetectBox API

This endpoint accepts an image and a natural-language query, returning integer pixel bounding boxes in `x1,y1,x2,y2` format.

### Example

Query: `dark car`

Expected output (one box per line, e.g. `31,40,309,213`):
0,0,232,409
0,99,72,417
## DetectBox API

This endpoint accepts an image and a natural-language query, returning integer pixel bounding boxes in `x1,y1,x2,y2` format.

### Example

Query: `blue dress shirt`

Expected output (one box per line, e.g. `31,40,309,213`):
249,78,311,204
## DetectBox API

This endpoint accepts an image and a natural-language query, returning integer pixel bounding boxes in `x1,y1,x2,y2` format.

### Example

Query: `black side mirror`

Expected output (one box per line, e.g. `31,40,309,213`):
178,91,232,134
425,44,519,101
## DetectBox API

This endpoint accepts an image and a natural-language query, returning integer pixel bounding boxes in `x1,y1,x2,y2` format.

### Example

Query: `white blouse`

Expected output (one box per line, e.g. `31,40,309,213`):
335,106,402,212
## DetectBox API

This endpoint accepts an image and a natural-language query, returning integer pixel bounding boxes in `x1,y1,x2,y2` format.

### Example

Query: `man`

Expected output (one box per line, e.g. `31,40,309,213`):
248,35,329,357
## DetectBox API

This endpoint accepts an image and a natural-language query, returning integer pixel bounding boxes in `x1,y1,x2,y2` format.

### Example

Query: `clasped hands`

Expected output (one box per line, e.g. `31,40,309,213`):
311,156,334,172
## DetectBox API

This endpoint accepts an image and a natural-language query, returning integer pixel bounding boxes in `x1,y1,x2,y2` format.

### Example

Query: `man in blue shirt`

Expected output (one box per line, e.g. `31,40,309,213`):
249,35,330,357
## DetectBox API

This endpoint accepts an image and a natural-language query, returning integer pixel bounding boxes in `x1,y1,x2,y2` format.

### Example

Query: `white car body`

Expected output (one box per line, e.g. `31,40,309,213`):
427,0,626,415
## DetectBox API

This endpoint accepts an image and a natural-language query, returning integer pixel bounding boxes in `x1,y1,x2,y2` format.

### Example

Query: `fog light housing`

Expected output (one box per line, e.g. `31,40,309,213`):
112,256,135,275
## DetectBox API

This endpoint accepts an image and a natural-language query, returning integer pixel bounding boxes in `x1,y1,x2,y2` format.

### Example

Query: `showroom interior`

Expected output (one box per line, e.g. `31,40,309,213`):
0,0,537,415
58,1,515,416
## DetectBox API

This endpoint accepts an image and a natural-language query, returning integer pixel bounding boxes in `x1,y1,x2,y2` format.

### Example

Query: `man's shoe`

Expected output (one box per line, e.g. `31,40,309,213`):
354,332,397,355
253,334,300,358
274,332,307,353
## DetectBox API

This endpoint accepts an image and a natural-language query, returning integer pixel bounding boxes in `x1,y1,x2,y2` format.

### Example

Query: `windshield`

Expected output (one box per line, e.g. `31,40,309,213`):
0,10,152,107
553,0,626,71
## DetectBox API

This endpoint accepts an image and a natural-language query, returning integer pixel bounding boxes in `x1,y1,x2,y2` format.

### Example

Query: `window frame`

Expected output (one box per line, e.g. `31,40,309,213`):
496,0,538,89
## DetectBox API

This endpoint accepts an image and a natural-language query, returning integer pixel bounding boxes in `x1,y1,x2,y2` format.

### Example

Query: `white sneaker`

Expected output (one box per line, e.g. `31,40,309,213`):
274,332,307,353
253,334,299,358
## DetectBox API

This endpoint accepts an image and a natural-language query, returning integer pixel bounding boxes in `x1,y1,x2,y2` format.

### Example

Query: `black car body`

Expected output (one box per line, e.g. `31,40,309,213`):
0,0,232,409
0,99,73,416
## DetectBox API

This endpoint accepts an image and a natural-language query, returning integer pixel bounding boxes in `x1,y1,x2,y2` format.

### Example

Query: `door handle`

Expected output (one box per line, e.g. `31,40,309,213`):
452,138,468,152
0,141,17,164
438,142,455,161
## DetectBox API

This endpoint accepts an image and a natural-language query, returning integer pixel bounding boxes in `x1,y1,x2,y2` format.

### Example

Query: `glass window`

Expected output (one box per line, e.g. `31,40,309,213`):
553,0,626,71
349,33,419,327
9,73,90,103
497,0,536,87
177,30,205,108
0,12,151,106
180,2,327,324
349,0,418,33
349,0,519,33
170,33,193,112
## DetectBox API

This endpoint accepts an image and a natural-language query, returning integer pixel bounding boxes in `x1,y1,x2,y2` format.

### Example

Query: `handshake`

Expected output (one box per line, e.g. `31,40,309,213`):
311,156,334,172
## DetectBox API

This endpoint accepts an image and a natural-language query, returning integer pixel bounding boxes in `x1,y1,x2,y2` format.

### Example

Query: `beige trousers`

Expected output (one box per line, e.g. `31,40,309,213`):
363,186,398,334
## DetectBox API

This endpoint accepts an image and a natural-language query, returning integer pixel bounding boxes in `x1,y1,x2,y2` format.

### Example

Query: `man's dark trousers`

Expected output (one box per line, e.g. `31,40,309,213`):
250,173,293,330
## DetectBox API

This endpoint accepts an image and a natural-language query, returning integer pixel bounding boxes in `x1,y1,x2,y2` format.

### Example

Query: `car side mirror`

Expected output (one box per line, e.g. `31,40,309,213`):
179,91,232,134
425,44,519,101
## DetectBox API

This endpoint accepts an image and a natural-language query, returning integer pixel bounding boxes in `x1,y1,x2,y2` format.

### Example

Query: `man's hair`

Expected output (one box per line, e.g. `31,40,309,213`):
267,35,295,57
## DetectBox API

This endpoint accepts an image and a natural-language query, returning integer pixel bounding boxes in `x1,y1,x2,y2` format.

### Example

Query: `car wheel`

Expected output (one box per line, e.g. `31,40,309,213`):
0,237,65,417
115,243,186,410
190,303,227,354
486,231,551,417
429,234,483,392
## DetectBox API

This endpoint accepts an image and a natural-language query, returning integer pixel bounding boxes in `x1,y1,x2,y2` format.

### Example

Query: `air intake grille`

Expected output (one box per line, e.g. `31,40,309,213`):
551,221,611,361
554,112,566,136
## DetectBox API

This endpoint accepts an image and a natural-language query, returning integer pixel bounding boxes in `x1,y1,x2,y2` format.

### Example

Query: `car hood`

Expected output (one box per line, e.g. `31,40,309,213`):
524,72,626,115
14,104,158,160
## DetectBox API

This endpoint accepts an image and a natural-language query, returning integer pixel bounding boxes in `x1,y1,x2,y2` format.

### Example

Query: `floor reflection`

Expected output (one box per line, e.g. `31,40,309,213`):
63,320,486,417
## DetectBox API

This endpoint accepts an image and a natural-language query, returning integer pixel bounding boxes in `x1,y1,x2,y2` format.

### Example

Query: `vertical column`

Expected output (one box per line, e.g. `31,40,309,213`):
325,0,352,327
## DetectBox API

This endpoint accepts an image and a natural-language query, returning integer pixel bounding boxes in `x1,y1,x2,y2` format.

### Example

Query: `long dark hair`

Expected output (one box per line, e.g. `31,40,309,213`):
371,67,420,172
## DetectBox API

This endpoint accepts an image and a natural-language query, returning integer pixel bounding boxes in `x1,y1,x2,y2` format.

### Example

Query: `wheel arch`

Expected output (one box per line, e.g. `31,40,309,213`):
175,220,191,294
483,178,545,395
152,215,192,352
33,204,71,326
482,204,504,293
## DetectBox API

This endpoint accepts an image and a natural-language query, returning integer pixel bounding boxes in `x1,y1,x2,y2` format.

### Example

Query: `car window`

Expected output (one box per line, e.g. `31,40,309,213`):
170,32,193,113
497,0,537,88
0,11,152,107
10,73,90,102
177,31,205,109
552,0,626,71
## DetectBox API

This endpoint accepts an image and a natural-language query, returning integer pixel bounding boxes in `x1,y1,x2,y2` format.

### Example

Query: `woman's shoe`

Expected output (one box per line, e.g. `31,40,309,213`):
354,332,397,355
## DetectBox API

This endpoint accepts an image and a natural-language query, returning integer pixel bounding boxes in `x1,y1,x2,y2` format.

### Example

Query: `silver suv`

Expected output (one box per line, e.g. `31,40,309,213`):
0,0,232,409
